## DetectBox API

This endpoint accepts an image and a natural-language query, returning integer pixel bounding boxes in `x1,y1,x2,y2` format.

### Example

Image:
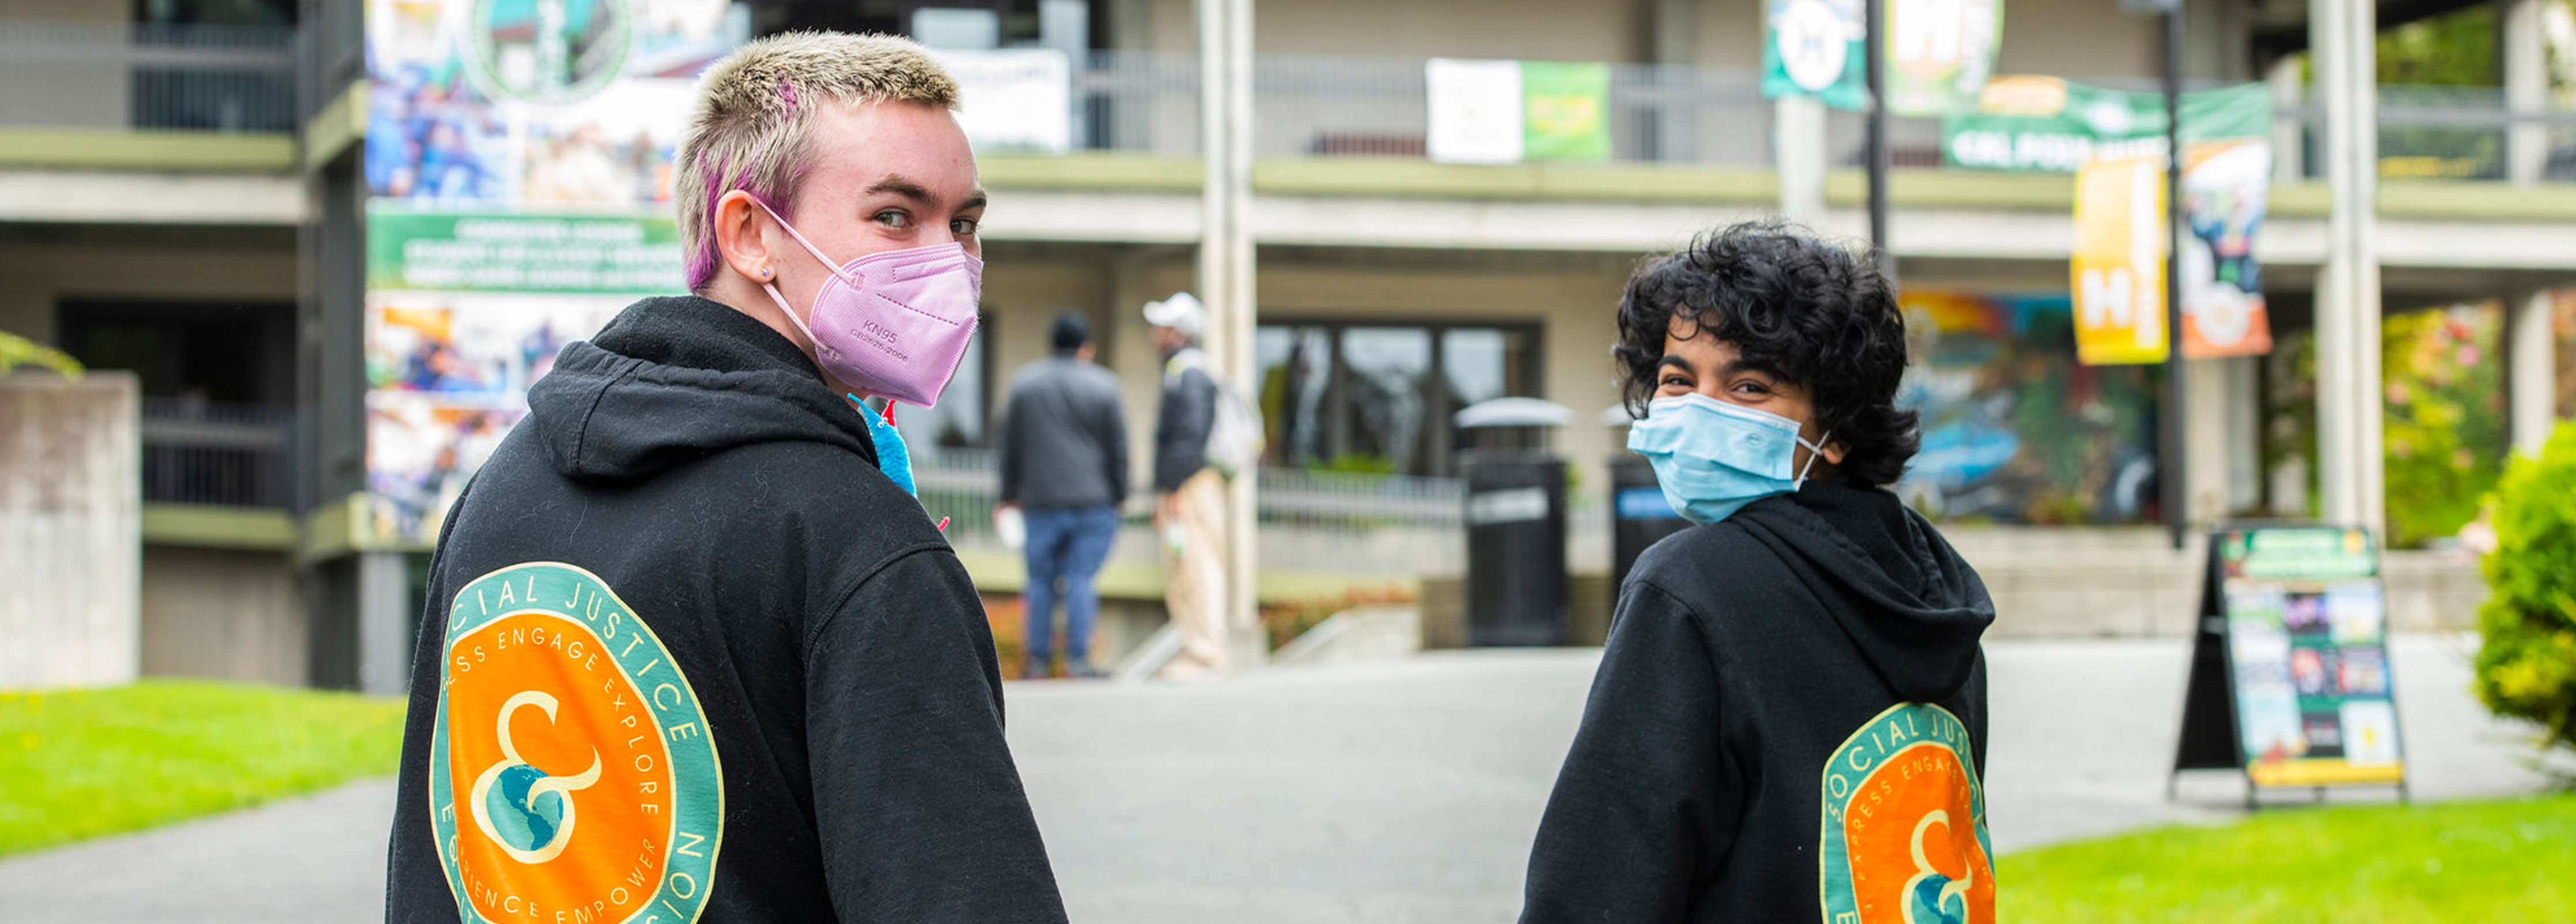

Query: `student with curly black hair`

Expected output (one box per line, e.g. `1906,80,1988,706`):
1521,223,1998,924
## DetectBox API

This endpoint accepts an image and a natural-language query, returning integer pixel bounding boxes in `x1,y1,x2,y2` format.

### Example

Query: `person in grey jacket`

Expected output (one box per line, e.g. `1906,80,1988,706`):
997,311,1130,678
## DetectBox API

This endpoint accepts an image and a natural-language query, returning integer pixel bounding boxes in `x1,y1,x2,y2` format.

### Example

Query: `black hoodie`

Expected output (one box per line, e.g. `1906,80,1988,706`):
384,296,1068,924
1521,480,1996,924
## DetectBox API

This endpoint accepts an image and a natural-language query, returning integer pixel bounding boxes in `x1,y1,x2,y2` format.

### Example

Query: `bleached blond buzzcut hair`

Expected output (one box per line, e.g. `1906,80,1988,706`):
677,32,960,292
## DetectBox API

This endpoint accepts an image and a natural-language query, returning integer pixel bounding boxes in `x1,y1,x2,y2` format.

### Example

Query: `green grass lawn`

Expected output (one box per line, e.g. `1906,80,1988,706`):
0,680,404,858
2003,789,2576,923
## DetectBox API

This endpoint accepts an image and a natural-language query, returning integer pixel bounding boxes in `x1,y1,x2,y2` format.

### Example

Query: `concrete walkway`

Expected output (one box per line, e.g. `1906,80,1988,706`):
0,635,2560,923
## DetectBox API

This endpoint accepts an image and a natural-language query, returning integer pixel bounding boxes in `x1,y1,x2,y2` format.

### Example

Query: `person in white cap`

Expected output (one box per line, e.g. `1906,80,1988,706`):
1143,292,1227,677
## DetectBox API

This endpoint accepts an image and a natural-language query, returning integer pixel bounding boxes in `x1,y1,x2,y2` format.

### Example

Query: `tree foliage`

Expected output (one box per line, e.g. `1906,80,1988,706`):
2376,5,2498,87
2382,306,2505,548
2474,421,2576,753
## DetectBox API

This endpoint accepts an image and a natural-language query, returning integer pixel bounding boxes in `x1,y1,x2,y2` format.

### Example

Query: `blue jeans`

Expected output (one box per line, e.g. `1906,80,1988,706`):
1023,505,1119,666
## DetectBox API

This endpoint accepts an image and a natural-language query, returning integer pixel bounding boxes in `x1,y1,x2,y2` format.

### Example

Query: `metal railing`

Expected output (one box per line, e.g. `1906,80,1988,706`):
913,450,1466,577
140,398,295,508
1071,50,1201,156
1249,54,1774,166
1073,53,2576,183
0,20,295,134
2282,84,2576,182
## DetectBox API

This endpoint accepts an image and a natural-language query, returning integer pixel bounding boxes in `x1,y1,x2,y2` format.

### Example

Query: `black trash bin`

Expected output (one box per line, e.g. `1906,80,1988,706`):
1462,452,1568,647
1608,457,1690,615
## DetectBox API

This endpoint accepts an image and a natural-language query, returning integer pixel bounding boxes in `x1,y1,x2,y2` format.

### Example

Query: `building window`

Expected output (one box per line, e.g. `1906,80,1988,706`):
1255,320,1541,477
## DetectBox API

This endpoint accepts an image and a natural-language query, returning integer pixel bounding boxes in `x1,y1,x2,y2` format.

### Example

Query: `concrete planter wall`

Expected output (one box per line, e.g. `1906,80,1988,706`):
0,371,141,689
1418,525,2491,647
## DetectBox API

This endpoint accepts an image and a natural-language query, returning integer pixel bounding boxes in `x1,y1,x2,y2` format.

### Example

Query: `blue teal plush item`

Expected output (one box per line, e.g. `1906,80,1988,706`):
852,395,917,497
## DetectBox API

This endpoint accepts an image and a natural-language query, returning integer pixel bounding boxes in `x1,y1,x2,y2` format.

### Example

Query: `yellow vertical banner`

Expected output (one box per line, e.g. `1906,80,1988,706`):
2070,153,2170,365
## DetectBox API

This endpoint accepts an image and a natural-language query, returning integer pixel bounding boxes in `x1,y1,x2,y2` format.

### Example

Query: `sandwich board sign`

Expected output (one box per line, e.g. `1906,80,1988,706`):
2170,524,2409,804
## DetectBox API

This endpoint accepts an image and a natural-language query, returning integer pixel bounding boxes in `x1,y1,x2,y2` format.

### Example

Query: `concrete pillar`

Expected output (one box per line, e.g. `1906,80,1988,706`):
1765,0,1827,224
1196,0,1261,654
2184,357,2235,525
1222,0,1259,656
2223,356,2264,513
2315,0,2386,539
1774,97,1829,226
2504,0,2549,185
355,550,411,696
1651,0,1699,163
2508,288,2560,455
2267,54,2304,184
2181,355,2265,523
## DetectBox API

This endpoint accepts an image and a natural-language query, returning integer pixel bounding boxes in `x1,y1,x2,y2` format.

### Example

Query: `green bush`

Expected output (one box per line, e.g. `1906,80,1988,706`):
0,330,82,378
2474,421,2576,752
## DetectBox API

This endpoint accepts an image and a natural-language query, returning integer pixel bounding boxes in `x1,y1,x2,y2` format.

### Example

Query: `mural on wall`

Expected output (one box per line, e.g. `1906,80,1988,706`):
360,0,743,546
1896,291,2161,525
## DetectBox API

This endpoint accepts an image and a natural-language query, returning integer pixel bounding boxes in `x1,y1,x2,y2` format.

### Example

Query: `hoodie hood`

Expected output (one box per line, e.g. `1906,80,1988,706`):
1730,480,1994,701
526,295,877,481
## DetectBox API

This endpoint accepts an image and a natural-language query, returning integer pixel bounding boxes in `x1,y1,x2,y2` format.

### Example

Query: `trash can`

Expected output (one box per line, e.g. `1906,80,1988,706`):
1454,397,1578,648
1608,457,1690,611
1462,452,1568,647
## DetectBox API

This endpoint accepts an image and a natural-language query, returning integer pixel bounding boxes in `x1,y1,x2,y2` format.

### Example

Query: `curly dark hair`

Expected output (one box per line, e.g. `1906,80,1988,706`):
1613,221,1919,487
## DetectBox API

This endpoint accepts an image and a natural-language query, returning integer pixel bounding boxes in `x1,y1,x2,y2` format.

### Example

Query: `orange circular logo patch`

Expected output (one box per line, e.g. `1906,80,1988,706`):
1821,704,1994,924
429,564,721,924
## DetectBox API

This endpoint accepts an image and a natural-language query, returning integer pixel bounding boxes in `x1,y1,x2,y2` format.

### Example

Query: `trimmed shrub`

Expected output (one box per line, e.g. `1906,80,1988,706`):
2474,420,2576,752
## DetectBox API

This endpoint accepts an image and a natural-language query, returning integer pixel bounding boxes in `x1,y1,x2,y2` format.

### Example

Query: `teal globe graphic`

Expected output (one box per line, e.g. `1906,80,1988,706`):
481,763,568,853
1907,872,1967,924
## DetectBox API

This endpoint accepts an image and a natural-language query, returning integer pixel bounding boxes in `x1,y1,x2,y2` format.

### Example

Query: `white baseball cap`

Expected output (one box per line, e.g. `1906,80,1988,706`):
1142,291,1205,337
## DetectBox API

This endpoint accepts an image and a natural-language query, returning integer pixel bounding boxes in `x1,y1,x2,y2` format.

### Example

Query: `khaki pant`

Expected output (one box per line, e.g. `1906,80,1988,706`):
1162,468,1227,675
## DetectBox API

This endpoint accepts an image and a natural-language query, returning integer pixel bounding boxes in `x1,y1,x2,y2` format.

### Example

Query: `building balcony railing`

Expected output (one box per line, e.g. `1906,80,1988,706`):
141,398,295,509
0,20,295,134
1068,51,2576,186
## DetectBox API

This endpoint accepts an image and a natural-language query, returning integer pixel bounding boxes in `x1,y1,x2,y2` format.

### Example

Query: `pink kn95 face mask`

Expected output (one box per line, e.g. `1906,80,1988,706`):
752,198,982,408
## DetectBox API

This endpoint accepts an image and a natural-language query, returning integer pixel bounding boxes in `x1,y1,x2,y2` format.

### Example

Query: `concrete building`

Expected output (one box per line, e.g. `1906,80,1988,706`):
0,0,2562,690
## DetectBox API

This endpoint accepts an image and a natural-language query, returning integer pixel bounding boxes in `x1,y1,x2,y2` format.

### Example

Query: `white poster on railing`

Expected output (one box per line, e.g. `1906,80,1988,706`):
932,48,1073,155
1885,0,2002,117
1426,58,1525,165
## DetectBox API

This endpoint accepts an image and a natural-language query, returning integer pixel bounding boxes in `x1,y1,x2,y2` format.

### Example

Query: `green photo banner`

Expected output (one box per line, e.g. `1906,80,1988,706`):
1520,61,1612,162
1763,0,1868,111
366,207,685,295
1944,77,2273,172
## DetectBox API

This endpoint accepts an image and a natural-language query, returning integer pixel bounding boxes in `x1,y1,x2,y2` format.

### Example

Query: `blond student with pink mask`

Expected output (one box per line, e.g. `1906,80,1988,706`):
384,33,1066,924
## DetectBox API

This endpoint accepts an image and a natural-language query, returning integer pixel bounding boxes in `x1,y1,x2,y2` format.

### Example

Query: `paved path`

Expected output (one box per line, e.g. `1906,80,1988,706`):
2,635,2560,923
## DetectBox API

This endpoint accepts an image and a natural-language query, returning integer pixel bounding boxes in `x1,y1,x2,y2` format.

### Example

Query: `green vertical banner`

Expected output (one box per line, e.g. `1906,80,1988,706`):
1885,0,2002,117
1763,0,1869,111
1519,61,1612,162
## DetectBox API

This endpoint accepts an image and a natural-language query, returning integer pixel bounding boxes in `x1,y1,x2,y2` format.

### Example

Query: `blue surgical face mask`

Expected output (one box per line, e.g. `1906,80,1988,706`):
1626,392,1831,524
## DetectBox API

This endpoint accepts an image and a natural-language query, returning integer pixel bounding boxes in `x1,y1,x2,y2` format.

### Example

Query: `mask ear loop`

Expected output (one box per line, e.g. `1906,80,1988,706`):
747,198,864,345
1794,430,1834,484
748,198,855,286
